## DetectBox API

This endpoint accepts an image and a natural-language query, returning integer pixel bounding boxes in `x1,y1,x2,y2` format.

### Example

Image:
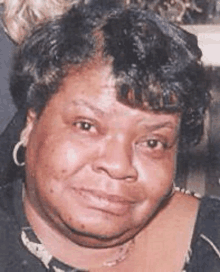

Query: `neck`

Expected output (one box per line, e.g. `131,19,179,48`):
23,195,134,270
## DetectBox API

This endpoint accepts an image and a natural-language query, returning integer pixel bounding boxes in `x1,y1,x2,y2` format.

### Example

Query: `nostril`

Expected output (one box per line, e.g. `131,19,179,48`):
124,173,138,183
92,156,138,182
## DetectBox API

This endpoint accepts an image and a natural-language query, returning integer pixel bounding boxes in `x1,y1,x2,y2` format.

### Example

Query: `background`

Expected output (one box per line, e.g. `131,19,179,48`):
0,5,15,135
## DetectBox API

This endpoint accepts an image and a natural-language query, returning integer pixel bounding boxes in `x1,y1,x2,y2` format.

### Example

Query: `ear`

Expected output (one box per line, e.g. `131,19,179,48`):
20,109,37,147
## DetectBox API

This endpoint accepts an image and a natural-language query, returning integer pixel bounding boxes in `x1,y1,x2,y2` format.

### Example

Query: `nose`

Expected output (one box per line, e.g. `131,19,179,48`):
92,136,138,182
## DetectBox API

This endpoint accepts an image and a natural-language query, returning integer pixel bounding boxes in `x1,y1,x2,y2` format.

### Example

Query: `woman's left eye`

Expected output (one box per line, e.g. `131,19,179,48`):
146,139,164,149
137,139,167,151
73,121,96,132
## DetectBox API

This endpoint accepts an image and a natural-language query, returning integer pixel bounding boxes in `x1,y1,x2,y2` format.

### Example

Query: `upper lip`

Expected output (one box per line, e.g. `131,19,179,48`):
71,187,136,204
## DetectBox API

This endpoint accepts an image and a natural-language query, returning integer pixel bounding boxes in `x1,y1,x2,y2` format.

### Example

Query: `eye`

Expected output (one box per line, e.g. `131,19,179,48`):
73,121,96,132
143,139,165,150
147,139,160,149
136,138,168,155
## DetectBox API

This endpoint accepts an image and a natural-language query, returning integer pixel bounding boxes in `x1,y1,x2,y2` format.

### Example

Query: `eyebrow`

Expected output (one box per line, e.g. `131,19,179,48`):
71,99,105,117
141,121,178,133
71,100,178,131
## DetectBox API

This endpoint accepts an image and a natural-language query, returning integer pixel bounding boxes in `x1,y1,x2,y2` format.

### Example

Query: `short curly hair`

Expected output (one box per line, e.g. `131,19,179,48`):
10,0,210,147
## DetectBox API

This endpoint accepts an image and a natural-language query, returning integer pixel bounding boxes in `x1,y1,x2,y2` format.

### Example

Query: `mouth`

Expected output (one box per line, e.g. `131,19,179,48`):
71,188,136,216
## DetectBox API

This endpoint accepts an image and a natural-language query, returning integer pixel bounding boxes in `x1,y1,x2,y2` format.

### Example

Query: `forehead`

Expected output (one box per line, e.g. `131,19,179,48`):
54,64,180,127
60,63,116,106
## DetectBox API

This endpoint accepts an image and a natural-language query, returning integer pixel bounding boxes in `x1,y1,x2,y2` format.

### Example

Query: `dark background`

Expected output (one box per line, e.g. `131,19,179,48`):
0,20,15,135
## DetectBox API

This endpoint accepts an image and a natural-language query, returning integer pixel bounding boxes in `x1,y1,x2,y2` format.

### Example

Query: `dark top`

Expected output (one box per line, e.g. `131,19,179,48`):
0,178,220,272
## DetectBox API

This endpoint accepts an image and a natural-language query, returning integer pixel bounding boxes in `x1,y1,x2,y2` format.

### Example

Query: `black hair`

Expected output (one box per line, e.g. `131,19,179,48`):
10,0,210,147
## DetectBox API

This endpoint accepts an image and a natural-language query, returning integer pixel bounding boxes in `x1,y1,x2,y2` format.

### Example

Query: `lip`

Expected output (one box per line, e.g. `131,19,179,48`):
71,188,136,216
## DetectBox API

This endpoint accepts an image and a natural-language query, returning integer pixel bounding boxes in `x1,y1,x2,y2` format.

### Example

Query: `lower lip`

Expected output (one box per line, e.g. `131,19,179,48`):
71,188,133,216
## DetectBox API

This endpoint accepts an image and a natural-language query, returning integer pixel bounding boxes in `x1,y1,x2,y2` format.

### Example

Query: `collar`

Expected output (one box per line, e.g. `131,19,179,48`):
21,225,88,272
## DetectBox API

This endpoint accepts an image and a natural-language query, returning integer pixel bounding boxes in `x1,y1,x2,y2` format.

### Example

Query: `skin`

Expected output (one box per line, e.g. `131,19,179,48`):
22,62,197,270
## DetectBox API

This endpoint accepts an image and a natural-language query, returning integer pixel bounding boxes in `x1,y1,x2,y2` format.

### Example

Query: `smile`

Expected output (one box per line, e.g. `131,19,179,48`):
71,188,136,216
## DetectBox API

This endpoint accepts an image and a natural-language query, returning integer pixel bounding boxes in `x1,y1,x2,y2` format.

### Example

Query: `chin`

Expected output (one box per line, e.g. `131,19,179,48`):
66,228,134,249
58,215,136,248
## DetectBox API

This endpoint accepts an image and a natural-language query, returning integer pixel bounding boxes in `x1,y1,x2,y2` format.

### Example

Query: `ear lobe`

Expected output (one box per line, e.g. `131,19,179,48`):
20,109,37,147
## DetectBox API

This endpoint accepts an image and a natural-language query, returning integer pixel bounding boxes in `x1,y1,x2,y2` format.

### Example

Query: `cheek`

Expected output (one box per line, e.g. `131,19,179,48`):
136,149,177,194
129,150,177,225
26,133,96,184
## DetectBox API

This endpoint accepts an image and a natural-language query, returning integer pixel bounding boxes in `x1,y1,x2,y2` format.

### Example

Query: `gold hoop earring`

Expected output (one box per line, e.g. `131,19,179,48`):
13,141,25,167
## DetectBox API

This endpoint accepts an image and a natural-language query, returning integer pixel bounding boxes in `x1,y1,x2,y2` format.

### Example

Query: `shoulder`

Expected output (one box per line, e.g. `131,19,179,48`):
192,195,220,252
195,195,220,237
186,196,220,272
0,182,18,228
0,181,21,266
0,183,20,271
160,190,200,221
0,181,47,272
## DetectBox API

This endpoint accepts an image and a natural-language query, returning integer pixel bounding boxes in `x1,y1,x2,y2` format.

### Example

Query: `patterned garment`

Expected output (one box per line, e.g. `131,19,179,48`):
182,234,220,271
21,227,87,272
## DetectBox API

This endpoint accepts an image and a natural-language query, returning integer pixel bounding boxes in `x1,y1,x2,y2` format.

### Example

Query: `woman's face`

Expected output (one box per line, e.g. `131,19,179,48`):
24,64,180,248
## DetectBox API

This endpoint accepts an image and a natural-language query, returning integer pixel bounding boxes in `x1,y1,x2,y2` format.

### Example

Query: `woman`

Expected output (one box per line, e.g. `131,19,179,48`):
0,1,218,271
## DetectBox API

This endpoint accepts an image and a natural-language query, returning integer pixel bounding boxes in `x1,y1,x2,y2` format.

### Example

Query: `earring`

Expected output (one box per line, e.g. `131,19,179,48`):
13,140,25,167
